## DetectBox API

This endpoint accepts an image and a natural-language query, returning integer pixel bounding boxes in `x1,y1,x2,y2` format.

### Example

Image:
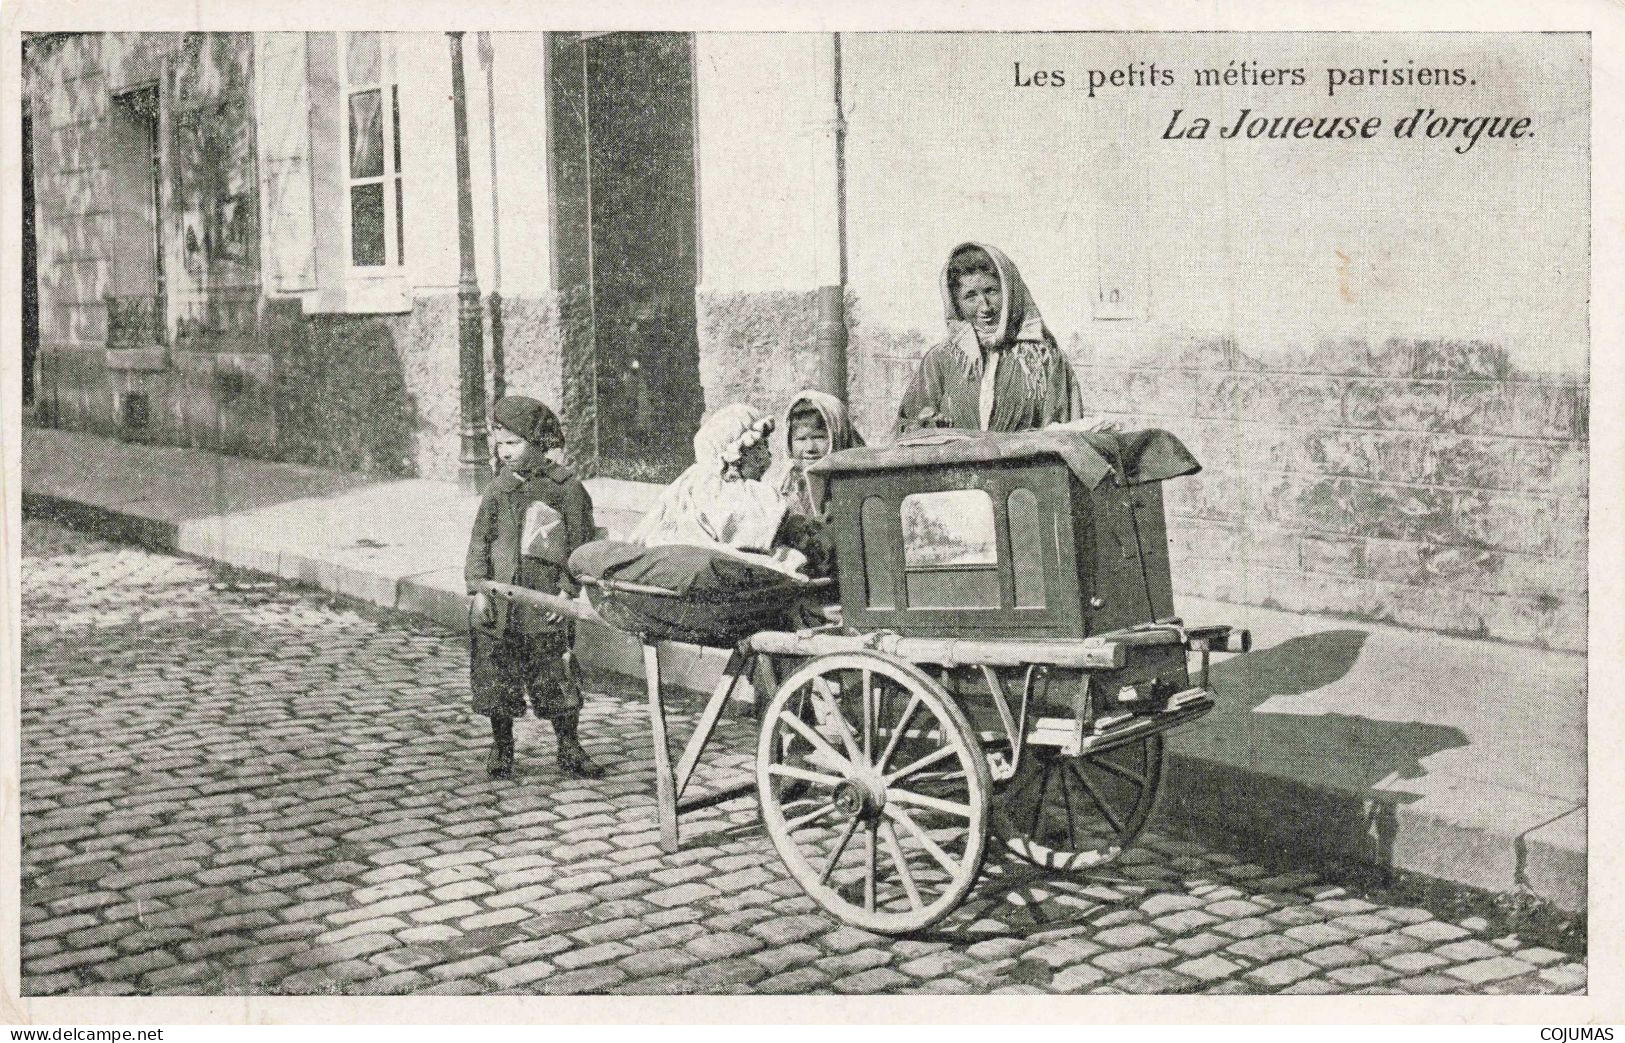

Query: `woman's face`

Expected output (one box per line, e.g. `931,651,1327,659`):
737,440,772,481
955,270,1003,343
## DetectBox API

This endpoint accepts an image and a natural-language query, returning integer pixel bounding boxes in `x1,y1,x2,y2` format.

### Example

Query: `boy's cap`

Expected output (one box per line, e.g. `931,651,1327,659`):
492,396,563,446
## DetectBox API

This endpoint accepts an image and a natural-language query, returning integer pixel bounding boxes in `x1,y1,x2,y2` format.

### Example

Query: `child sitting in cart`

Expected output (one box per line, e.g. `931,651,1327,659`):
632,403,825,575
465,395,603,781
588,403,831,636
770,389,865,521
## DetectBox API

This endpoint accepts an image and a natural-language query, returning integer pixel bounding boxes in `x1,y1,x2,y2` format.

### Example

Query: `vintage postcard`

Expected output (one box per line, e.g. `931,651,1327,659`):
2,0,1620,1026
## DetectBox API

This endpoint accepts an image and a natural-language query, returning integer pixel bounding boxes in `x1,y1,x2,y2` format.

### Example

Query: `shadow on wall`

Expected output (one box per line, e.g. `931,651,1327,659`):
1164,629,1469,871
271,307,420,477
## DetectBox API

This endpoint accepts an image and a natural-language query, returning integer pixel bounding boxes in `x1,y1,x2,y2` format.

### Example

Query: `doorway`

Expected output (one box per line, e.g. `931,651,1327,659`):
550,32,704,481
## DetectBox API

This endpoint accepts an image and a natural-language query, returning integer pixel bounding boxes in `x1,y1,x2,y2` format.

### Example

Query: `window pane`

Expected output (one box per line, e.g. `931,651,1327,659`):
349,90,384,178
860,496,895,609
394,177,405,264
108,89,161,301
350,183,385,266
1008,488,1045,608
391,85,402,173
902,490,996,568
346,32,381,85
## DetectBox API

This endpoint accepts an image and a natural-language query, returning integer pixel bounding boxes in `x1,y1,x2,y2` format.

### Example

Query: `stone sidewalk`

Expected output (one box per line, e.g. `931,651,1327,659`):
17,520,1585,996
20,425,1587,912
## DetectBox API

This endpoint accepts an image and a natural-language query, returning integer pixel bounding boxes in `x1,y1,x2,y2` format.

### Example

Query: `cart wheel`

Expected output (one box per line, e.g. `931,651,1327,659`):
757,650,991,935
992,735,1166,873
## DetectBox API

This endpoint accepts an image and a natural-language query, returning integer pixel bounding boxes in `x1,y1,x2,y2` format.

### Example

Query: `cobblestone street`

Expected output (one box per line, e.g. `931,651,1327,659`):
18,517,1587,997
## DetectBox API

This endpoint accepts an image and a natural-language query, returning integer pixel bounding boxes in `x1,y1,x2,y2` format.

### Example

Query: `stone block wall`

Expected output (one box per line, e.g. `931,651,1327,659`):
26,33,277,462
1082,335,1587,651
845,321,1586,651
262,290,573,483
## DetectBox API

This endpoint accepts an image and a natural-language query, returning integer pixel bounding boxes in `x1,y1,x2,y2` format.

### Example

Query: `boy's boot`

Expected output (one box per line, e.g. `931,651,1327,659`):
553,712,604,779
486,716,515,779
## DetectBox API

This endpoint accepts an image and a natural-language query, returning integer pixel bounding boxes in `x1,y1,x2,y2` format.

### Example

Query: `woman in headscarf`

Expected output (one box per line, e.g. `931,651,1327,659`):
898,242,1095,433
630,403,788,558
768,389,866,521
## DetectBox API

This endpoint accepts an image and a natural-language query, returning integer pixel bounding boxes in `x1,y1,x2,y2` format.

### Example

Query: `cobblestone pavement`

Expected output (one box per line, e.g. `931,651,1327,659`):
19,517,1586,997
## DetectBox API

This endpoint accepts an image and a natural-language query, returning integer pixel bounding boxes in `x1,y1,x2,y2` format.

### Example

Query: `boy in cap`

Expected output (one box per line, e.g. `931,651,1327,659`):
465,395,603,780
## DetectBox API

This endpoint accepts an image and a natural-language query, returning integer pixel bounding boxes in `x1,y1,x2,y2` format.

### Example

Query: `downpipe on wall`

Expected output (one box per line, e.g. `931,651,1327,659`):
814,33,849,399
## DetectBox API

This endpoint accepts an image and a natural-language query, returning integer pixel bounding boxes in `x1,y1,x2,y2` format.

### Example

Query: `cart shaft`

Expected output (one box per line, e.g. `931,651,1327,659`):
749,629,1127,670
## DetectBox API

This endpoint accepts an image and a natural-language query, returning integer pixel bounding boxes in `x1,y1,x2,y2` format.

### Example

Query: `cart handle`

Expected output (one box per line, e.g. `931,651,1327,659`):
1101,622,1251,655
475,581,604,626
577,574,684,598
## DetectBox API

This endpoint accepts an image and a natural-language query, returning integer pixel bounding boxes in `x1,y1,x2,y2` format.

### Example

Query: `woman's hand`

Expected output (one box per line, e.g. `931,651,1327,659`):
901,406,950,433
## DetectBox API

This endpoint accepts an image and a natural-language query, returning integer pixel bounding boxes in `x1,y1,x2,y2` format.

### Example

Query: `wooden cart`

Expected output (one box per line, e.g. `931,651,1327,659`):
484,428,1249,935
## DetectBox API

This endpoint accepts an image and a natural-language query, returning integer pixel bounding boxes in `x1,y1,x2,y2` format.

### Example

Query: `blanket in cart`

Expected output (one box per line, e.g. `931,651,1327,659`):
568,540,818,647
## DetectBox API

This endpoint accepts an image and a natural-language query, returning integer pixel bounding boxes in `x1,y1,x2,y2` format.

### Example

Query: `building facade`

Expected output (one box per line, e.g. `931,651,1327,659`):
22,31,1589,650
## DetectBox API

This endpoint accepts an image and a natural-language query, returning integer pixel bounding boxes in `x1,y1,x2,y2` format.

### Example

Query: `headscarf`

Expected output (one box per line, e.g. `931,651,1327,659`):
769,390,865,516
631,404,786,552
939,242,1062,403
690,403,775,478
781,390,864,455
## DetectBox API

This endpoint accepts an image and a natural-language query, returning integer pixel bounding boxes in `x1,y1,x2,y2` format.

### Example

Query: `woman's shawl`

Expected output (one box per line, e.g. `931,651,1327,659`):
769,389,866,517
898,242,1083,433
631,404,788,554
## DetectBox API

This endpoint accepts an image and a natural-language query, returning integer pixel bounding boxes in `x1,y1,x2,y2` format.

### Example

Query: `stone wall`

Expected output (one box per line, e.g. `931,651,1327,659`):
24,33,575,482
263,290,572,482
845,317,1587,652
1091,337,1588,652
695,288,826,424
25,33,274,457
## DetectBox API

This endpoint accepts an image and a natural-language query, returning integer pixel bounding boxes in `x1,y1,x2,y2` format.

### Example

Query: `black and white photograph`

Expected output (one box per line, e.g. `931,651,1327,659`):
3,0,1618,1024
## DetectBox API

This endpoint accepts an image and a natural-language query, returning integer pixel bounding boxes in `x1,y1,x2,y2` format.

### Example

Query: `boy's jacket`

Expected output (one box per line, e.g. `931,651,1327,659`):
465,457,595,636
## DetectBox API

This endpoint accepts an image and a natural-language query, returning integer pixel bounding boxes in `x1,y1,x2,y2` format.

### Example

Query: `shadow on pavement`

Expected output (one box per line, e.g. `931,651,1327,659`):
1165,627,1469,872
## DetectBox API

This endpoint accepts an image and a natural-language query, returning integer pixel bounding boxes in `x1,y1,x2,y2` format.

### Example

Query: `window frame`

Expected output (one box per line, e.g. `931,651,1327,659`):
338,31,404,272
898,488,1003,610
834,464,1085,639
106,82,168,349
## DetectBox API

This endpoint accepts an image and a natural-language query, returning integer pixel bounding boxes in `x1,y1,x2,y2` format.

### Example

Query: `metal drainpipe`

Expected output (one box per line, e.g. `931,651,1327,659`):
478,32,506,402
449,32,490,492
814,33,849,398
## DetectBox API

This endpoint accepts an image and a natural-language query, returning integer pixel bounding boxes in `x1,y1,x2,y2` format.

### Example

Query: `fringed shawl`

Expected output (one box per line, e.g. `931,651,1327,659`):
897,243,1084,433
938,241,1064,403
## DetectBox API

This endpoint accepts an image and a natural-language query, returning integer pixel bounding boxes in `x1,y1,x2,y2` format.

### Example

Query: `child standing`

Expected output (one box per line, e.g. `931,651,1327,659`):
464,396,603,780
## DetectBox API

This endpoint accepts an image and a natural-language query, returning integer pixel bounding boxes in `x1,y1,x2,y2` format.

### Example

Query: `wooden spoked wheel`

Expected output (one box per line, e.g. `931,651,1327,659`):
756,651,991,935
992,734,1166,872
